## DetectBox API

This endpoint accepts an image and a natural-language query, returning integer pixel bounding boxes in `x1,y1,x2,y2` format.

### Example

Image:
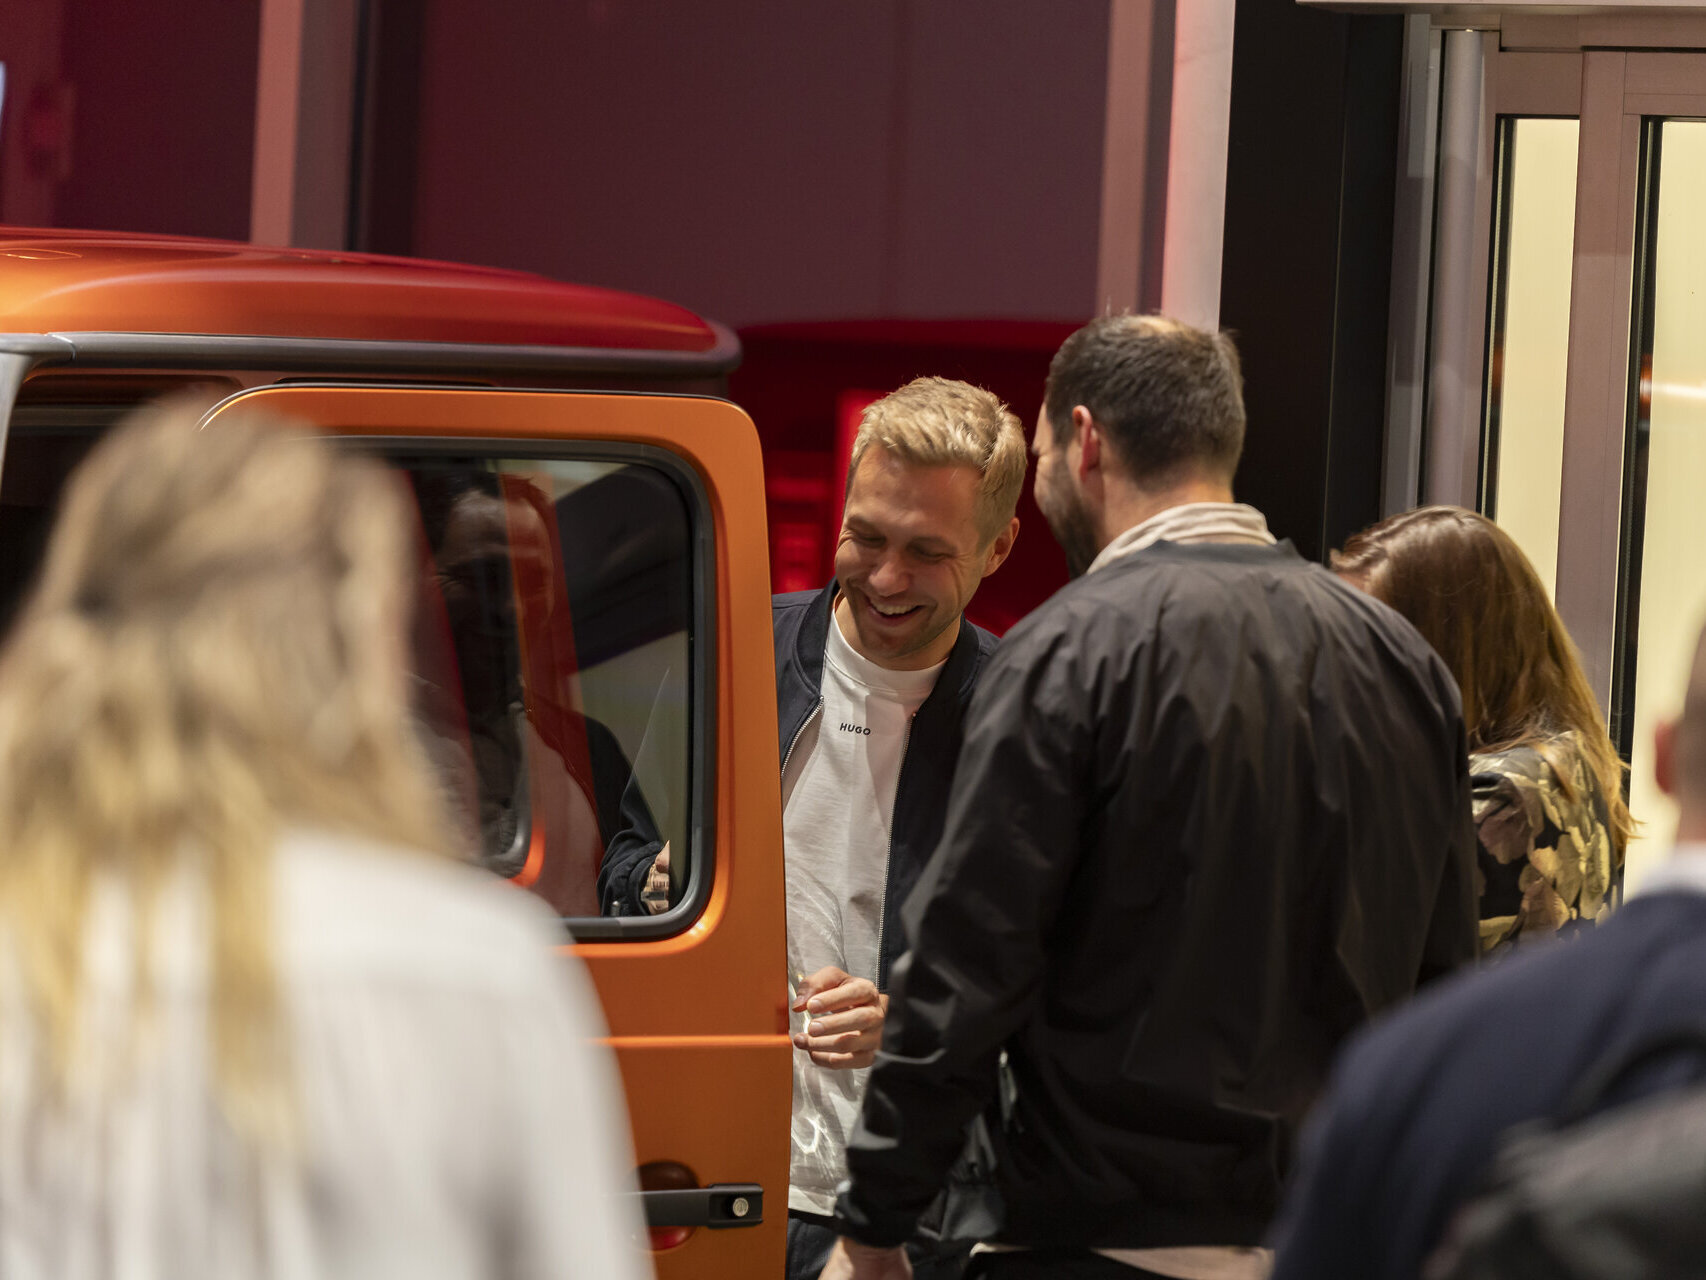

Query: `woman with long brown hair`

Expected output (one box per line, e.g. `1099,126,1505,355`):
1333,505,1631,953
0,402,650,1279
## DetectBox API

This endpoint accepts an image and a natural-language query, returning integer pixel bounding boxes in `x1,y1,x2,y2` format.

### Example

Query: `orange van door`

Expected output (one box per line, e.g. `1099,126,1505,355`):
201,385,789,1279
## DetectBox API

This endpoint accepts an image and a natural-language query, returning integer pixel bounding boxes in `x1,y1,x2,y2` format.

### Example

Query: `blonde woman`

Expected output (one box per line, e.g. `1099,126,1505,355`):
0,403,651,1280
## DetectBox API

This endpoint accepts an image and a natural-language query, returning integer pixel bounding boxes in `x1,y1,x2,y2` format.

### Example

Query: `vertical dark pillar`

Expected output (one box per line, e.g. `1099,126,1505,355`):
350,0,425,255
1218,0,1405,562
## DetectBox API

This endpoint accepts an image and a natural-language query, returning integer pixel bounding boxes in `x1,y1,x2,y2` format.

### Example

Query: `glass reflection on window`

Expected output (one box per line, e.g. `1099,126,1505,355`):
401,456,693,921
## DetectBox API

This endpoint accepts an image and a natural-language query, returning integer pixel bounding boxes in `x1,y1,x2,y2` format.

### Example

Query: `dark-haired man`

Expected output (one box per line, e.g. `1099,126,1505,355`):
822,315,1477,1280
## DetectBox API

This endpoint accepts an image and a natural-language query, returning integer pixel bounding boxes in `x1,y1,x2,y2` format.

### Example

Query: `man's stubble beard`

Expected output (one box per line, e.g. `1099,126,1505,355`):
842,590,953,665
1041,483,1100,579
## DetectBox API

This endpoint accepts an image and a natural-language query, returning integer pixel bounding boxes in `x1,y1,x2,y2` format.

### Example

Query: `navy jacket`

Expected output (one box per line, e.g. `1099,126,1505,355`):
1271,887,1706,1280
773,581,998,990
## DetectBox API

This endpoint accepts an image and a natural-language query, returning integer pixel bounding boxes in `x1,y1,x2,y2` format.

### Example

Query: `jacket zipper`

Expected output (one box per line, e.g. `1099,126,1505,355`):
781,696,823,1025
875,713,913,993
781,696,824,783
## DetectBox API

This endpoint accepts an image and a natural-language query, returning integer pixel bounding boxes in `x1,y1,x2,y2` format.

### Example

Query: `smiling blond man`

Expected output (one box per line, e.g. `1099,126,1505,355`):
770,377,1022,1280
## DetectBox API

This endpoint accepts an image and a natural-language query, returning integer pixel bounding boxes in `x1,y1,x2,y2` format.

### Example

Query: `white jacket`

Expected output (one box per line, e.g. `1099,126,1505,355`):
0,829,651,1280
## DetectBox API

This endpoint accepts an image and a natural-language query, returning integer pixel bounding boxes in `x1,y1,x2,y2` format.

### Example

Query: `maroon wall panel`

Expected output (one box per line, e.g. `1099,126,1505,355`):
411,0,1109,329
56,0,260,240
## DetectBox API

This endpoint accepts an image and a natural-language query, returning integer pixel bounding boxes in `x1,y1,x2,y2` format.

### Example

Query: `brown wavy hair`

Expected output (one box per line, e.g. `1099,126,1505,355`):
1332,505,1632,858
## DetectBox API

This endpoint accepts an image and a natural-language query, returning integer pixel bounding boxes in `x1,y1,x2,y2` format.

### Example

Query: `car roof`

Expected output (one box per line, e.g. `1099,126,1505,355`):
0,227,723,356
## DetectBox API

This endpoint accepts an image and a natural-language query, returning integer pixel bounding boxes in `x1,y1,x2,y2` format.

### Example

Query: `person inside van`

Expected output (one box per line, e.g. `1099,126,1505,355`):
411,467,667,916
0,402,651,1280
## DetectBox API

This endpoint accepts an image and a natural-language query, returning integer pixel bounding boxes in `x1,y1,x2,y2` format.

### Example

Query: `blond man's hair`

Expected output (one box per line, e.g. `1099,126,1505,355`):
846,377,1026,545
0,399,452,1144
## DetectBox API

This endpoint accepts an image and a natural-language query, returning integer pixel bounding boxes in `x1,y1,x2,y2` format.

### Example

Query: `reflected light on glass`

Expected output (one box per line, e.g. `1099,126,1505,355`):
1486,117,1579,599
1626,121,1706,894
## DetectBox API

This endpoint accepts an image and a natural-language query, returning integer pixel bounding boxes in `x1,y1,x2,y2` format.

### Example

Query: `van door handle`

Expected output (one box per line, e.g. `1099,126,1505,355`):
638,1183,764,1228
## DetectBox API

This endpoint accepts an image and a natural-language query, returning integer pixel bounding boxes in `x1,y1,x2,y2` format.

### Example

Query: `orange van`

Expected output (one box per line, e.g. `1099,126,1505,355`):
0,227,789,1277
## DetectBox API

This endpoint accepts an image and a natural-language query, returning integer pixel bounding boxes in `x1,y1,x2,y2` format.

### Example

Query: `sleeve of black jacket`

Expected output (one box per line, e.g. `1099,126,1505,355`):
589,718,667,916
834,617,1091,1247
1421,740,1478,982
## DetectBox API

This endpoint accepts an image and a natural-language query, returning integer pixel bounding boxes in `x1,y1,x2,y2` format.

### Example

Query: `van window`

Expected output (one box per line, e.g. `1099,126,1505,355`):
0,420,703,932
398,453,699,925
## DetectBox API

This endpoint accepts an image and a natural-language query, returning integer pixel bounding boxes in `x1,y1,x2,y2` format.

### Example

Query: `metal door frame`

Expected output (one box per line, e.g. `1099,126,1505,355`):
1397,18,1706,711
1555,52,1706,709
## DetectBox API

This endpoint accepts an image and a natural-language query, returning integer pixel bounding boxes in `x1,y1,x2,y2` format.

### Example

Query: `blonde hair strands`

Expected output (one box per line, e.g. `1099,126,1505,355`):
0,400,453,1141
846,377,1026,545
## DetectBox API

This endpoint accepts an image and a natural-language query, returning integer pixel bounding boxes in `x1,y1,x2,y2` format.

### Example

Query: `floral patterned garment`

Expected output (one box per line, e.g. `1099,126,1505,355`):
1471,732,1619,954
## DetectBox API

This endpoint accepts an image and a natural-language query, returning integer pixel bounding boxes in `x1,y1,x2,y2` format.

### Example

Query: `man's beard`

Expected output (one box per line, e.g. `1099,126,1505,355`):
1041,483,1100,579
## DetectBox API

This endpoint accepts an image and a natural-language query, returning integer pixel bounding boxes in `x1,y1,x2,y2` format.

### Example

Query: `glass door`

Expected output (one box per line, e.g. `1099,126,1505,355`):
1614,111,1706,889
1481,115,1580,596
1460,50,1706,892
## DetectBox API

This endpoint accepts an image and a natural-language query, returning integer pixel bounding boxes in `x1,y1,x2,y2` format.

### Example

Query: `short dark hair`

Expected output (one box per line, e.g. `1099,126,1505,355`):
1043,314,1246,482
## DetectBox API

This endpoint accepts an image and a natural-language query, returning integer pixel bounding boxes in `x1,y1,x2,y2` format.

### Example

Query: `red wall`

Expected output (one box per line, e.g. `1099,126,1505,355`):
54,0,259,240
23,1,1111,336
410,0,1111,329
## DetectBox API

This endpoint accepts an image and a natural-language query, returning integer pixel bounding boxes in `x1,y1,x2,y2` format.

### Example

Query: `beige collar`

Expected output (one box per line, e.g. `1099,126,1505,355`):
1087,502,1275,575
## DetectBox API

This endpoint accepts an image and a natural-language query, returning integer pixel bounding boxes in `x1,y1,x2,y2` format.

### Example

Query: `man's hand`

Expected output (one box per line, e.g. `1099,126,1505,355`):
793,964,888,1069
816,1238,912,1280
641,843,671,915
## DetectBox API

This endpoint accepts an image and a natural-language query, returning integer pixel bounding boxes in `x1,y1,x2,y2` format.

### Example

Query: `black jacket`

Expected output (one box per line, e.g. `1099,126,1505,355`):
773,581,998,990
836,540,1478,1251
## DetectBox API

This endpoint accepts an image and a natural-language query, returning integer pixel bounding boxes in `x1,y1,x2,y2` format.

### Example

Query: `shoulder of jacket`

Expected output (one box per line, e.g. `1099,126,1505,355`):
990,589,1130,678
275,832,562,991
772,589,818,620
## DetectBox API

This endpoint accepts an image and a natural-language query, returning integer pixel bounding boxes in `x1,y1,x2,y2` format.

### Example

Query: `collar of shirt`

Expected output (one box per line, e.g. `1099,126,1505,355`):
1086,502,1276,575
1629,844,1706,900
825,597,947,697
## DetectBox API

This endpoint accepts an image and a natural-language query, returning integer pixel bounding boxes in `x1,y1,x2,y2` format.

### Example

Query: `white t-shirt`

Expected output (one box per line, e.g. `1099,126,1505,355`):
784,605,945,1215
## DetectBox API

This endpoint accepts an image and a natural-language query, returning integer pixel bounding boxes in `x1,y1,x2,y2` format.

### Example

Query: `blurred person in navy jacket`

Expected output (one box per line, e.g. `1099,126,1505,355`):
1270,619,1706,1280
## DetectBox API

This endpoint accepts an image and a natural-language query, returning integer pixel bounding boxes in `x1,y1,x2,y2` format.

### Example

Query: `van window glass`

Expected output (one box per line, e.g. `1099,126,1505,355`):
398,454,696,923
0,423,699,929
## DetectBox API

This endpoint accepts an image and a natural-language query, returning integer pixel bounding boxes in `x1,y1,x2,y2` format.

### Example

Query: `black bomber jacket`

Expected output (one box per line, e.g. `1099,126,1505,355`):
835,540,1479,1253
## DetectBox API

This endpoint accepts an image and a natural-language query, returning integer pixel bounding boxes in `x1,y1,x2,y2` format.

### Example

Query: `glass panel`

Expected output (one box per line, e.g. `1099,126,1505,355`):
1624,119,1706,893
398,455,695,921
1483,117,1580,596
0,424,699,927
0,379,242,639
